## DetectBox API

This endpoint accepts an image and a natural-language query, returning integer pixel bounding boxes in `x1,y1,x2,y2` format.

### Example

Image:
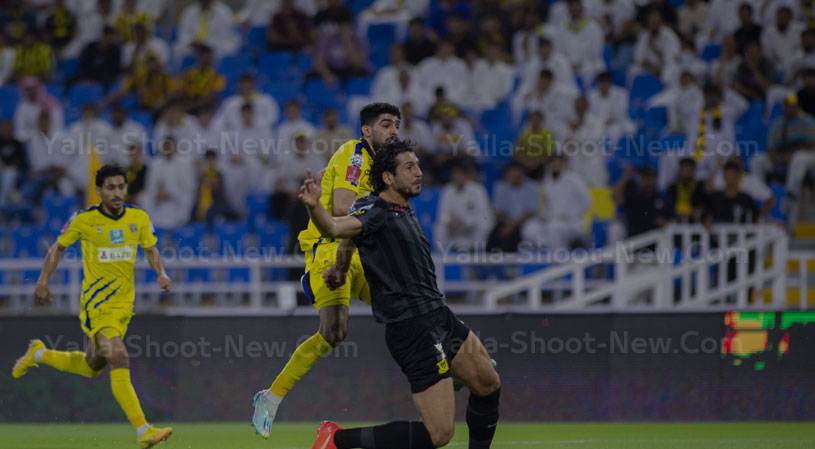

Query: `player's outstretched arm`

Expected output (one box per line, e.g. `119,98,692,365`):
145,245,172,293
299,169,363,239
35,242,66,304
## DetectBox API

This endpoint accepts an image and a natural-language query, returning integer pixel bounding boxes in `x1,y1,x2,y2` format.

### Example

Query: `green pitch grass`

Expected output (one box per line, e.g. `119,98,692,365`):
1,422,814,449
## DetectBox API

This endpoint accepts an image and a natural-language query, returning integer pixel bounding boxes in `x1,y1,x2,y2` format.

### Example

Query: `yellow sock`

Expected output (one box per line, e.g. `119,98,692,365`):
41,350,102,378
110,368,147,429
269,332,334,397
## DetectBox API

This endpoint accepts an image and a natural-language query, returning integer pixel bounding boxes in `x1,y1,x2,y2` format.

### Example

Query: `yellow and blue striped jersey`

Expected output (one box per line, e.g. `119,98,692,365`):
57,204,157,311
297,139,374,250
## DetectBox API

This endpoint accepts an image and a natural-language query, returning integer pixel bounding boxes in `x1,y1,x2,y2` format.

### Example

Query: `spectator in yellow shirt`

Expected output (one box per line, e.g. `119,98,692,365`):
180,45,225,111
514,110,554,179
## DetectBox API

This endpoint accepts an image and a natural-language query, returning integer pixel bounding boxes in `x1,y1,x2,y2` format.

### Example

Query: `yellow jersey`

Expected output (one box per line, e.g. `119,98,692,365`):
57,204,158,312
298,139,374,251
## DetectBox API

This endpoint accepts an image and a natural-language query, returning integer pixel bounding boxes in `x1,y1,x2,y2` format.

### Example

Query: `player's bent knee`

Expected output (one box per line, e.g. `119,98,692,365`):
472,368,501,396
320,323,348,347
106,349,130,369
429,424,455,448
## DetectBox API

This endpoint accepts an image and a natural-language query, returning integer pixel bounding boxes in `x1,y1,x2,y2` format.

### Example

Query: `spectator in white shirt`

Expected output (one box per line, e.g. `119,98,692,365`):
66,103,112,159
358,0,430,40
223,103,275,212
658,84,749,190
195,106,222,152
153,101,202,159
370,45,430,112
677,0,708,40
398,101,434,158
430,105,480,180
761,5,805,71
20,111,78,201
520,36,578,99
215,73,280,132
14,77,63,143
466,42,516,111
588,71,636,147
418,40,470,104
512,8,548,68
276,100,317,157
561,96,608,187
142,136,196,230
174,0,240,62
372,44,413,100
105,104,147,167
434,161,495,253
236,0,280,28
521,153,592,251
787,28,815,83
704,0,758,45
588,0,636,39
121,22,170,71
271,132,327,219
552,0,606,86
312,108,353,162
711,35,742,88
515,69,578,132
631,9,681,86
487,162,539,252
0,33,15,86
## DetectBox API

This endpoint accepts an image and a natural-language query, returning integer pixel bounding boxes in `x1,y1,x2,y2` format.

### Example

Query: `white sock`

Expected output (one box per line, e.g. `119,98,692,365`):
34,349,45,363
263,390,283,415
136,423,150,437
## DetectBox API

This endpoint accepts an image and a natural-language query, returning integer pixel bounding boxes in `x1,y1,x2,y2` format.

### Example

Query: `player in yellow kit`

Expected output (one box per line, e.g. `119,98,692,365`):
253,103,401,438
11,165,173,448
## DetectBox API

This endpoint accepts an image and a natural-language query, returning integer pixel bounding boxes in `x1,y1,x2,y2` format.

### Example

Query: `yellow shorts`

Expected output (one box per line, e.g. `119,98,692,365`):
80,306,133,340
302,239,371,309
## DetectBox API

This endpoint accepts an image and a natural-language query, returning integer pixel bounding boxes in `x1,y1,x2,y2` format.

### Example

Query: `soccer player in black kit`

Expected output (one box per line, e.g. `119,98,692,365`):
299,139,501,449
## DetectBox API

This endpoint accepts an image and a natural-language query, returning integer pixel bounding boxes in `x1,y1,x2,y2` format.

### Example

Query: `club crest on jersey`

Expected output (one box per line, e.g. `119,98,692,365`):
350,154,364,168
434,342,449,374
130,224,138,234
109,229,124,244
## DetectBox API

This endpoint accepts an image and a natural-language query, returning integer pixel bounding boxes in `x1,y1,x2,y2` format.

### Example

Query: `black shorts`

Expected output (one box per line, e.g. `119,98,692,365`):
385,306,471,394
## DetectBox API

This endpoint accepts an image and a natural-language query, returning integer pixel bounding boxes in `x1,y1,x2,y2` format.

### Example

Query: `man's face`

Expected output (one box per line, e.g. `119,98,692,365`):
678,162,695,182
506,166,524,185
739,6,753,25
640,173,657,191
647,11,661,31
389,152,423,198
323,110,338,127
567,0,582,19
365,113,400,150
97,175,127,212
285,104,300,121
723,167,741,188
783,101,800,119
777,8,792,30
1,121,12,138
803,32,815,52
549,157,564,175
537,75,552,92
161,139,177,158
112,107,125,124
389,45,405,64
241,108,254,125
238,78,253,96
597,78,611,95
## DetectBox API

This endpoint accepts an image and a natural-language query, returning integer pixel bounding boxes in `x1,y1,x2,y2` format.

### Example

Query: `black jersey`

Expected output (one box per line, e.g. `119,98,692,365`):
348,195,445,323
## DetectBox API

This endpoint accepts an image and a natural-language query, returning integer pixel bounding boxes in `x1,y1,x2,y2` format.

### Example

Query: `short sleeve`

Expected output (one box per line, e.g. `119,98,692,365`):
138,214,158,249
332,147,364,193
349,197,387,244
56,212,82,247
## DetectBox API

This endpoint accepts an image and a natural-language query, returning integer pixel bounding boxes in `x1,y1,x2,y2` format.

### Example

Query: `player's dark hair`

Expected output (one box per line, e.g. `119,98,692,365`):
370,139,416,194
360,103,401,130
95,164,127,187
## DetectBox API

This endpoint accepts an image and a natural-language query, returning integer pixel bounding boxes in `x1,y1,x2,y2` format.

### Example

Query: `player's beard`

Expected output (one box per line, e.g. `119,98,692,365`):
394,180,421,199
372,134,398,151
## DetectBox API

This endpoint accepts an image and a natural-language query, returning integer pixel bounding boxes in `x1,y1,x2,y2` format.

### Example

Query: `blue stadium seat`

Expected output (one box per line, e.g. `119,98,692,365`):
346,77,372,96
42,194,78,226
129,110,153,130
173,224,209,255
246,26,268,53
258,52,292,77
257,221,290,252
262,80,301,105
412,187,441,246
629,74,663,121
69,82,104,108
369,43,390,69
769,183,787,222
185,267,212,283
59,58,80,80
46,83,65,100
592,221,610,249
700,43,722,62
247,191,270,222
481,161,506,196
304,79,343,109
11,226,49,258
480,101,514,150
367,23,397,45
296,52,314,73
643,106,668,136
0,86,19,119
214,222,248,255
227,267,251,283
218,54,251,84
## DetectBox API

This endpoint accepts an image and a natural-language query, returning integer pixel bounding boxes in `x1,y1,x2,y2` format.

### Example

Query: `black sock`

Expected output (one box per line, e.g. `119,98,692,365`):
466,387,501,449
334,421,435,449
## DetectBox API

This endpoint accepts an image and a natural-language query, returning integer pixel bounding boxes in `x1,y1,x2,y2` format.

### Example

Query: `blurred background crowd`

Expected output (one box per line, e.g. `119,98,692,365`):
0,0,814,259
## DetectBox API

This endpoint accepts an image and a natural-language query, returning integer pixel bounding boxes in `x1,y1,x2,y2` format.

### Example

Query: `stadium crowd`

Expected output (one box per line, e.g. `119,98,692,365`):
0,0,814,257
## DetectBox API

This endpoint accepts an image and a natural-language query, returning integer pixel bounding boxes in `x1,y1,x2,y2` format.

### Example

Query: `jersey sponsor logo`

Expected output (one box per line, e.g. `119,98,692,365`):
130,224,138,234
109,229,124,244
349,154,364,168
346,166,361,185
97,246,134,262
